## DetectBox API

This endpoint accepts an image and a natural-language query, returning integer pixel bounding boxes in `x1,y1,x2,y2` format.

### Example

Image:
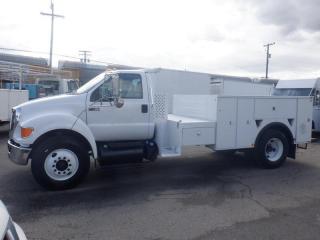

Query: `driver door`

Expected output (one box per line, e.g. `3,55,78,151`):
86,73,152,141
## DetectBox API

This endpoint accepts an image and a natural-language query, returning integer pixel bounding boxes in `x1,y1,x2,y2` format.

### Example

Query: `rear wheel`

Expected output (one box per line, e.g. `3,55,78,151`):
254,129,289,169
31,136,90,190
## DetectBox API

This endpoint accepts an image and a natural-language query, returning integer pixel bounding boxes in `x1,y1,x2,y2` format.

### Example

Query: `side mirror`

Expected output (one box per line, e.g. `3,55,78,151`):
112,75,120,98
114,97,124,108
111,75,124,108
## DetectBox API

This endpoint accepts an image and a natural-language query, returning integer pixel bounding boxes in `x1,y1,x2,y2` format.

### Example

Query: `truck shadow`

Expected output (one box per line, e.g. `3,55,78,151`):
3,150,319,222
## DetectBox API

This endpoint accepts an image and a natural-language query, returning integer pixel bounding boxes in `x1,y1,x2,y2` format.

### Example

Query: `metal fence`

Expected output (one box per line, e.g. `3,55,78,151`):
0,60,71,89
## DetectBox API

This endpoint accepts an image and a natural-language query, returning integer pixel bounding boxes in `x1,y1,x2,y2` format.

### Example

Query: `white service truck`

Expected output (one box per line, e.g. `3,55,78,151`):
0,89,28,124
8,69,313,190
273,78,320,132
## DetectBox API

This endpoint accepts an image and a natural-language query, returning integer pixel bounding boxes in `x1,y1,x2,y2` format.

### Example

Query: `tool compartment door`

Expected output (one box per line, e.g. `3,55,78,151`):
236,98,255,148
296,97,313,143
216,97,237,149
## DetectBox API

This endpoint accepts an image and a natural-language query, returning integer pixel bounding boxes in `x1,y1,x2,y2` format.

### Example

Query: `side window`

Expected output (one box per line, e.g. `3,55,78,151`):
90,80,113,102
119,73,143,99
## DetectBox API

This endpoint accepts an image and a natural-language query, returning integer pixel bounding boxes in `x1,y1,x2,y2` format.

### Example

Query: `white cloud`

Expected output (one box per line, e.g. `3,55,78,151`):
1,0,320,79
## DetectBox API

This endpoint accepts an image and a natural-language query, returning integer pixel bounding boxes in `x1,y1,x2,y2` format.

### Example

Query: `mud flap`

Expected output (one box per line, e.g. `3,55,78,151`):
288,144,296,159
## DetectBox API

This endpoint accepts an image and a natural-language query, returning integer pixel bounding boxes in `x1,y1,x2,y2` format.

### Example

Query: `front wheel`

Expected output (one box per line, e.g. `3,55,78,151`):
254,129,289,169
31,136,90,190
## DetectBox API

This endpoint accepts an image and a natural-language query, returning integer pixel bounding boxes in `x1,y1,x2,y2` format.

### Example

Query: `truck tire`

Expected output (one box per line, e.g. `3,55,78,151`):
254,129,289,169
31,136,90,190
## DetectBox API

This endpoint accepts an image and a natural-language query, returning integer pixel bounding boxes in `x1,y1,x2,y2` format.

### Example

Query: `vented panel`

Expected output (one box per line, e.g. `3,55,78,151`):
153,94,167,119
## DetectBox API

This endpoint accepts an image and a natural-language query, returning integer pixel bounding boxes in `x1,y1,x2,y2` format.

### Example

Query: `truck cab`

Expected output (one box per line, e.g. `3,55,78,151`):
273,78,320,132
7,69,313,190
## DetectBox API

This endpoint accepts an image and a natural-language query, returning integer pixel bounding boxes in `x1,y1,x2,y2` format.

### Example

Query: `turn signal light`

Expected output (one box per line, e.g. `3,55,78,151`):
21,127,33,138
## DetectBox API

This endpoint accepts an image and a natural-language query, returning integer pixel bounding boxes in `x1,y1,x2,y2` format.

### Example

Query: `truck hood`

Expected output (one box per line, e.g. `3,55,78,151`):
16,93,87,121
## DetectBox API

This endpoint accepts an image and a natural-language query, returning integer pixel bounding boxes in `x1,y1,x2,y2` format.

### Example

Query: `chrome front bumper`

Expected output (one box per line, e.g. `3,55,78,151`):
7,140,31,165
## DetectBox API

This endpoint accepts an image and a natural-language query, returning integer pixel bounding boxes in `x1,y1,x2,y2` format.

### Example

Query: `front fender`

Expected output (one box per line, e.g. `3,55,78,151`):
14,113,98,159
72,118,98,159
14,113,78,146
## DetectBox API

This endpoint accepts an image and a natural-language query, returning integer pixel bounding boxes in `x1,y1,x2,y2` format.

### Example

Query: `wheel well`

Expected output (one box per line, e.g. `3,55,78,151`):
31,129,93,157
255,122,295,158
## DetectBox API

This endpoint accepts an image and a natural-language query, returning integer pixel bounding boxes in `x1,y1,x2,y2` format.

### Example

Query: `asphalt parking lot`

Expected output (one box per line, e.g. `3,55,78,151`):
1,125,320,240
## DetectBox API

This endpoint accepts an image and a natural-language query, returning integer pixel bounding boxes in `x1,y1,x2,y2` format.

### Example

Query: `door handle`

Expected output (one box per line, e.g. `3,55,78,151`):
88,107,100,111
141,104,148,113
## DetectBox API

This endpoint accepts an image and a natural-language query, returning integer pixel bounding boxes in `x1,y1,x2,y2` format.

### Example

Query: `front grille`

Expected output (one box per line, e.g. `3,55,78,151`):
10,109,15,130
9,109,16,139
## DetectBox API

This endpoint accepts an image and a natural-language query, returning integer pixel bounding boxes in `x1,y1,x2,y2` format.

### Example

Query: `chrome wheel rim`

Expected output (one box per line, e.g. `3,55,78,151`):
265,138,283,162
44,149,79,181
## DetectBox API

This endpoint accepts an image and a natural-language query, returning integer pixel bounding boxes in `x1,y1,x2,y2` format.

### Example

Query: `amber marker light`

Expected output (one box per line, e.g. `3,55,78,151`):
21,127,34,138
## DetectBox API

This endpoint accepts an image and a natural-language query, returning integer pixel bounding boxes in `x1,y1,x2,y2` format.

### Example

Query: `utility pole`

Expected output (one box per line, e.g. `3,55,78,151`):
79,50,91,63
41,0,64,73
264,42,275,79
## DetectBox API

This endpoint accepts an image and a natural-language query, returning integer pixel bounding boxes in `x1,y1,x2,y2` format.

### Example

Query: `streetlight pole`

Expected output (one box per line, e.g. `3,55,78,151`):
264,42,275,79
41,0,64,73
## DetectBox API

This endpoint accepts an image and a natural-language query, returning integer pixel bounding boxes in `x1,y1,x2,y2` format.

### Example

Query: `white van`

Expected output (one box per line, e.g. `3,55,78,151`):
273,79,320,132
35,78,79,97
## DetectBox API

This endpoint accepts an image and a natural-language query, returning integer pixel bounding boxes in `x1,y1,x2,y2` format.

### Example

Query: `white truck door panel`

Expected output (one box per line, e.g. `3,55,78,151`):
86,73,151,141
182,127,215,146
216,97,237,149
255,98,296,119
297,98,313,143
236,98,255,148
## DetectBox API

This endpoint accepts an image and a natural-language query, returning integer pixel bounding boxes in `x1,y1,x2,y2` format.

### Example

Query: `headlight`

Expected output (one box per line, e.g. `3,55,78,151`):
15,108,21,122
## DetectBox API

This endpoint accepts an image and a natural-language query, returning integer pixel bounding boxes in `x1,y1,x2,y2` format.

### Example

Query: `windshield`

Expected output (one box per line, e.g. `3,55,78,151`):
272,88,312,96
76,73,107,94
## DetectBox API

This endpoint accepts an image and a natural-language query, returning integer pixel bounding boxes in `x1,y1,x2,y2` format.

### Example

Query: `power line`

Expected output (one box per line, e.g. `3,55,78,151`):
0,47,114,65
264,42,275,79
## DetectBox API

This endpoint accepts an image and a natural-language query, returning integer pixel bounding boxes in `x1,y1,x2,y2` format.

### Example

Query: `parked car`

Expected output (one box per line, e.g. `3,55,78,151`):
0,201,27,240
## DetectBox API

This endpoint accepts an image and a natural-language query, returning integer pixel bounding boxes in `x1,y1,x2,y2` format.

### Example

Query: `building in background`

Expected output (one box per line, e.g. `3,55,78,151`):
58,61,106,86
0,53,48,67
0,53,51,87
0,53,139,87
58,60,139,85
